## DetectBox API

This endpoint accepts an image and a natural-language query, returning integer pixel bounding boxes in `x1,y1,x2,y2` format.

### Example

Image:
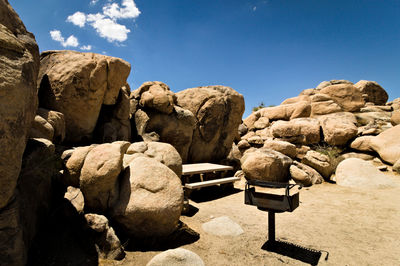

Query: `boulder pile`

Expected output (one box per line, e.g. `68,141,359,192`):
0,0,399,264
237,79,400,186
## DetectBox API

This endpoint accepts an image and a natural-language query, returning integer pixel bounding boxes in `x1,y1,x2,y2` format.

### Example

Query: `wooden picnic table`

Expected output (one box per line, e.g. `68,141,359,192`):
181,163,239,213
182,163,233,175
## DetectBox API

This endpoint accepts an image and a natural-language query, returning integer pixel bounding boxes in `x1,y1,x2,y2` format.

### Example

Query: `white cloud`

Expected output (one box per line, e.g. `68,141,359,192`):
89,16,130,42
50,30,64,42
90,0,99,5
67,11,87,27
80,45,92,51
64,35,79,47
103,0,141,19
50,30,79,47
253,6,257,11
66,0,140,43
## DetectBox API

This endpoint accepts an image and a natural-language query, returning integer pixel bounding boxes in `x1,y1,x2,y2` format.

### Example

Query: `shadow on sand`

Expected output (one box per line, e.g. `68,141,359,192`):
189,186,242,203
262,239,328,266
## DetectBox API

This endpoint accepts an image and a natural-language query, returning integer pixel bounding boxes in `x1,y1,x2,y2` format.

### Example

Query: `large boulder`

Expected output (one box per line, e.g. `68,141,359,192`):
310,100,342,116
258,101,311,121
301,150,334,179
134,106,196,162
95,85,132,143
354,80,388,105
263,139,297,158
240,148,292,182
37,50,130,143
80,142,130,212
111,157,183,237
336,158,397,188
1,138,60,266
63,145,96,187
369,125,400,164
315,80,353,90
318,112,358,146
124,141,182,177
320,84,365,112
0,0,40,210
132,81,177,114
290,161,323,187
270,118,320,145
176,86,244,163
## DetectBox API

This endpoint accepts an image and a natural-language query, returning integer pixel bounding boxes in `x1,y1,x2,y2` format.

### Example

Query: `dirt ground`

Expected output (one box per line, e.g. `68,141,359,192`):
102,172,400,266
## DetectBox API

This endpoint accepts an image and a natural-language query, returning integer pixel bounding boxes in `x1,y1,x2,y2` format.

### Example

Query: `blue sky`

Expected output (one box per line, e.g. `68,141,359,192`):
11,0,400,118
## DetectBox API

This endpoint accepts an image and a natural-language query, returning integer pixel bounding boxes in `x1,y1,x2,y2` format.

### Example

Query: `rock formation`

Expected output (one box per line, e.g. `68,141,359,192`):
176,85,245,162
238,79,396,186
37,50,131,143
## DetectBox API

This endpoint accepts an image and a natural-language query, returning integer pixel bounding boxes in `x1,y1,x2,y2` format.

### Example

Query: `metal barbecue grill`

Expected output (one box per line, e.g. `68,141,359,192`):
245,179,301,242
245,179,329,265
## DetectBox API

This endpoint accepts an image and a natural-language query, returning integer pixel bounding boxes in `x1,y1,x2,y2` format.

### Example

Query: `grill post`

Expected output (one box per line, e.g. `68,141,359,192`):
268,211,276,242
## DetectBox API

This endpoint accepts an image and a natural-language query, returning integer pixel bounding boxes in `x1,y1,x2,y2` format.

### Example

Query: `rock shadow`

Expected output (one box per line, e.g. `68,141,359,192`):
121,221,200,252
27,199,98,266
189,186,242,203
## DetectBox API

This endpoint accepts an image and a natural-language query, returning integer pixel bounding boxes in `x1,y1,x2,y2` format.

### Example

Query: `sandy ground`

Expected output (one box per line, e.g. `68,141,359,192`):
103,172,400,266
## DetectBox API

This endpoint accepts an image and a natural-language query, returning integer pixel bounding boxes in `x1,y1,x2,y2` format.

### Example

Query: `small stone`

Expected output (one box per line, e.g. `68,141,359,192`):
202,216,244,236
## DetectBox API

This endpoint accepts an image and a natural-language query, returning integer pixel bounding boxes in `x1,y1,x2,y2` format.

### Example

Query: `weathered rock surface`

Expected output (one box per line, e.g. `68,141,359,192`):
134,106,196,162
125,141,182,177
0,0,40,210
8,138,59,265
64,186,85,214
354,80,388,105
315,80,353,90
29,115,54,141
320,84,365,112
80,142,130,212
132,81,177,114
369,125,400,164
263,139,297,158
258,101,311,121
95,85,132,143
241,148,292,182
350,136,374,152
271,118,320,144
84,214,125,260
336,158,397,188
341,152,375,161
302,150,334,179
146,248,205,266
176,85,244,163
391,110,400,126
310,100,342,116
290,161,323,186
111,157,183,237
318,112,358,146
37,108,65,143
202,216,244,236
38,50,130,143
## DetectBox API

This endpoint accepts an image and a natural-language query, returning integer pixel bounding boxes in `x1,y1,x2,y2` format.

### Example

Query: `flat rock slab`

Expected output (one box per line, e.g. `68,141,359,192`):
202,216,244,236
146,248,204,266
336,158,398,189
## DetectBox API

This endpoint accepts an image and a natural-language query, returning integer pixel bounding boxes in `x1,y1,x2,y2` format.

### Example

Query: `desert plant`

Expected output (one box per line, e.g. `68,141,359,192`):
313,143,345,171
